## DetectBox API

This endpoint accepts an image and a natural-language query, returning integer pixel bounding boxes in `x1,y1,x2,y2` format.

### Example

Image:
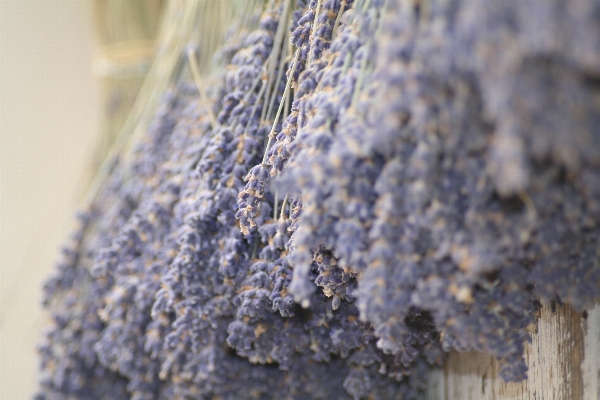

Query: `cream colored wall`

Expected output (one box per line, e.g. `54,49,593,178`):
0,1,100,398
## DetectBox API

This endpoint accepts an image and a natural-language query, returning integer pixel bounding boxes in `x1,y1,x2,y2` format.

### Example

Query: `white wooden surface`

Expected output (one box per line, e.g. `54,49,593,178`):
426,303,600,400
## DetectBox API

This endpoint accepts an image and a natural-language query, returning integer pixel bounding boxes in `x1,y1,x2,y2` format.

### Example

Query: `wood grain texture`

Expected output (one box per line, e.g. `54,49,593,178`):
426,303,600,400
583,303,600,400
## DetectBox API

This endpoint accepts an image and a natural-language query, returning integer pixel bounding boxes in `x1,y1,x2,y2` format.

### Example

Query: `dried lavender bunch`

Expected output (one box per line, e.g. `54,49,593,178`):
277,0,600,384
38,87,195,399
157,2,414,397
39,0,600,399
231,1,445,398
151,8,289,398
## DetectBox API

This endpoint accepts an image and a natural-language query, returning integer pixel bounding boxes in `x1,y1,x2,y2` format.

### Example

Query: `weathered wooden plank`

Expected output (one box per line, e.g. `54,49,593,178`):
426,303,600,400
583,303,600,400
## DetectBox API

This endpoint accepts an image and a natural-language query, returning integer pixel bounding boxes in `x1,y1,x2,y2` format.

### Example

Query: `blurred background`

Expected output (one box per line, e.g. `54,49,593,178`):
0,1,162,398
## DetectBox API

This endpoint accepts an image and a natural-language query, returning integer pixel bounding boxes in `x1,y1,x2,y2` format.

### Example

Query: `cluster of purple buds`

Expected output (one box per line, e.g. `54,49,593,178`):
38,0,600,399
236,164,270,235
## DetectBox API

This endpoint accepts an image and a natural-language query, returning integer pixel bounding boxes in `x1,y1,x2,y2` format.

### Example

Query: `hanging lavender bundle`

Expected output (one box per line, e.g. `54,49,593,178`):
39,0,600,399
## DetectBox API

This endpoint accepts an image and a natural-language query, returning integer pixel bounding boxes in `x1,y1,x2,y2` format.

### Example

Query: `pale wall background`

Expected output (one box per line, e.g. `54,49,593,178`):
0,1,100,398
